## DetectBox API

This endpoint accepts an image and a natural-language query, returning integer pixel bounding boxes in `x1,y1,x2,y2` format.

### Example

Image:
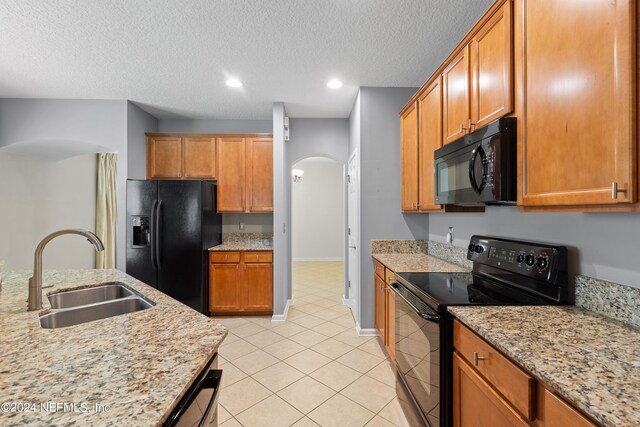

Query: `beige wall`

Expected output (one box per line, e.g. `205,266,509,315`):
0,152,97,270
292,157,345,261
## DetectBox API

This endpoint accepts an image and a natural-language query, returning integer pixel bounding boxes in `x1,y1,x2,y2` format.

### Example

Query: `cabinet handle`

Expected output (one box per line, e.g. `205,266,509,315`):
468,119,474,130
236,264,238,270
460,123,467,133
473,352,487,366
244,264,247,270
611,182,627,199
225,254,228,261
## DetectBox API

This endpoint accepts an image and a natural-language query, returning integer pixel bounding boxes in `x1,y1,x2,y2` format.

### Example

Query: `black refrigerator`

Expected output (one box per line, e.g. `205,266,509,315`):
126,180,222,314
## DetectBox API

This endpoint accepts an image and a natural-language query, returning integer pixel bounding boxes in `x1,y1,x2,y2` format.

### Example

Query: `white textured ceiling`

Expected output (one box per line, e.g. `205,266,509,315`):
0,0,493,119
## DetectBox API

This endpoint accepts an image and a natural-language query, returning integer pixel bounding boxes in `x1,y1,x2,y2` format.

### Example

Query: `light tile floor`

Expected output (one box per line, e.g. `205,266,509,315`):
213,261,411,427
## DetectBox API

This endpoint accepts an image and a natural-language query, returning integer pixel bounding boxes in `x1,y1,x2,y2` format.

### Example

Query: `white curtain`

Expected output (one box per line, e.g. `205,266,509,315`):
96,153,117,269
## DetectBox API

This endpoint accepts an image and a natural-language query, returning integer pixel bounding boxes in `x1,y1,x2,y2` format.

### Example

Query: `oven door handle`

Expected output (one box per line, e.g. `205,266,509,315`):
389,283,440,322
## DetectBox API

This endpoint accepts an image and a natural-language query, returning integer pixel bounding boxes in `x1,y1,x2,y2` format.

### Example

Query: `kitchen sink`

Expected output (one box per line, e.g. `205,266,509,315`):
47,282,134,309
40,296,155,329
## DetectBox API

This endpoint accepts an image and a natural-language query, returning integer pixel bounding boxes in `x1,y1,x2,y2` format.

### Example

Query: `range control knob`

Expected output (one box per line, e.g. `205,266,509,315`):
524,255,535,266
536,257,549,270
468,244,476,252
516,254,525,264
474,246,484,254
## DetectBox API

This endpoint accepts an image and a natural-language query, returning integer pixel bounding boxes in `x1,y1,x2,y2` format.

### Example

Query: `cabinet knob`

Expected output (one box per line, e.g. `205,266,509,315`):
473,351,487,366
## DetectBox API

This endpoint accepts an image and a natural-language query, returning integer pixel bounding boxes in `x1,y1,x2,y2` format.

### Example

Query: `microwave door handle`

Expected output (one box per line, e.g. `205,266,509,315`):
469,148,481,194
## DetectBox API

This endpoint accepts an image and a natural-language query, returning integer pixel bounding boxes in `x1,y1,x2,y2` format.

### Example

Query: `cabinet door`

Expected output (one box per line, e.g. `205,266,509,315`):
209,263,242,313
443,45,471,145
147,136,182,178
243,263,273,312
522,0,635,206
217,138,246,212
183,137,216,179
247,137,273,212
453,353,529,427
471,0,513,129
418,77,445,212
374,274,386,341
542,389,597,427
401,102,419,212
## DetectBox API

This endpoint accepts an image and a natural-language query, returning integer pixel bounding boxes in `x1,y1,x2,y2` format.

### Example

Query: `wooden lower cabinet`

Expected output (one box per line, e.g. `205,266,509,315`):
209,251,273,315
373,260,396,360
453,320,598,427
453,353,529,427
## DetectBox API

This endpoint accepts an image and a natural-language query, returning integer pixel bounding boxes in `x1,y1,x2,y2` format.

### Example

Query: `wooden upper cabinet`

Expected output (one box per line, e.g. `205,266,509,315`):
246,137,273,212
471,0,513,129
521,0,636,206
183,137,216,179
443,45,471,145
401,102,419,211
418,77,445,212
217,138,246,212
147,136,182,178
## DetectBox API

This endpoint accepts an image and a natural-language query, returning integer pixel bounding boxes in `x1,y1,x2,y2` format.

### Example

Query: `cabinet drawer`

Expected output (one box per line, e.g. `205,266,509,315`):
243,251,273,263
384,268,395,285
454,320,536,420
374,259,385,279
210,252,241,263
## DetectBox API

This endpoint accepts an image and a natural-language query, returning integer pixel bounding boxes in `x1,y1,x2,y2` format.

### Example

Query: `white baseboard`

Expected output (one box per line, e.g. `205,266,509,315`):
271,299,294,323
355,322,377,336
342,296,355,308
292,257,344,262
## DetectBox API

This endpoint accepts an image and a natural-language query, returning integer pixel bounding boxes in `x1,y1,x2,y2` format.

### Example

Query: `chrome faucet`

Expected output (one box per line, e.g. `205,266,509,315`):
28,229,105,311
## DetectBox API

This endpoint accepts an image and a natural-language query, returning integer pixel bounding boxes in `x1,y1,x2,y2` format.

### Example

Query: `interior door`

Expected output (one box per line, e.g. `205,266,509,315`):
347,150,359,319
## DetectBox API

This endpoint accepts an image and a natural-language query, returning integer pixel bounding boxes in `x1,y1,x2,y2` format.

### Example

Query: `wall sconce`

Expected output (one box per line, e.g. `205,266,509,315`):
292,169,304,183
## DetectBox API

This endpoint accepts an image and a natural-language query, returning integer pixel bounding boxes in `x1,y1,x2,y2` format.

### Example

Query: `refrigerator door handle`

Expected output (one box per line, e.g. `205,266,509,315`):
150,200,158,270
156,200,163,270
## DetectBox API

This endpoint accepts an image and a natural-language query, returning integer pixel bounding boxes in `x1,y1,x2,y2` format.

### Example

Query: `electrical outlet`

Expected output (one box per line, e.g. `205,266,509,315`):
446,226,454,245
239,221,245,231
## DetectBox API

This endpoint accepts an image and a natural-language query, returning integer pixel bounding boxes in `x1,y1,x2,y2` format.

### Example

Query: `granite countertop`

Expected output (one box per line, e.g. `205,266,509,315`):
209,232,273,251
449,306,640,427
372,253,469,273
0,269,227,426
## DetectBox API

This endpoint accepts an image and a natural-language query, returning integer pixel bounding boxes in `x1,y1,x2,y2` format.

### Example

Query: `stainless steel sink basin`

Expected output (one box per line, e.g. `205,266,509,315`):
39,297,154,329
47,282,134,309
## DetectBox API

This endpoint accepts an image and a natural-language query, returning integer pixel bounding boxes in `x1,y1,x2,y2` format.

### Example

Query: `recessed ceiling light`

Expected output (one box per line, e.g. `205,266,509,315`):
225,79,243,88
326,79,343,89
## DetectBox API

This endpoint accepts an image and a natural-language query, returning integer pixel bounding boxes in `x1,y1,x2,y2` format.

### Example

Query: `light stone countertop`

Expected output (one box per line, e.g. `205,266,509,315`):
372,253,469,273
209,233,273,251
0,269,227,426
449,306,640,427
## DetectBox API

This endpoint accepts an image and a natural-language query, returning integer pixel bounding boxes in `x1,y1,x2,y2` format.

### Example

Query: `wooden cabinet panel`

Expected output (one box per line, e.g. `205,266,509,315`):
540,388,597,427
374,259,385,279
453,352,530,427
401,102,420,211
210,252,241,263
209,264,241,312
443,45,471,145
471,0,513,129
147,136,182,178
454,320,535,420
247,137,273,212
384,268,396,360
243,251,273,263
418,77,445,212
522,0,636,206
183,137,216,179
243,263,273,311
217,138,246,212
374,273,386,341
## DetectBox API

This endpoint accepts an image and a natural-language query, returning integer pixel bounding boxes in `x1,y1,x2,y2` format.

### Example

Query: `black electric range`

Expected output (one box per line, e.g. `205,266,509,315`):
389,236,569,427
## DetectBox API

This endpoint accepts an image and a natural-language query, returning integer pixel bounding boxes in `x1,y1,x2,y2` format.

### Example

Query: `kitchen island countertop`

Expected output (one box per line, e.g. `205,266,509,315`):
0,269,227,426
449,305,640,427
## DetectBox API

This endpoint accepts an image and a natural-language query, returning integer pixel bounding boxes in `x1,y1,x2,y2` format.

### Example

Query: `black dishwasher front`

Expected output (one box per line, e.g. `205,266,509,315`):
164,353,223,427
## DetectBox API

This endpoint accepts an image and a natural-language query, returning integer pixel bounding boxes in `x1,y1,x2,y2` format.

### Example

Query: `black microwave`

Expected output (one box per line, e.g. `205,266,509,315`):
434,117,517,206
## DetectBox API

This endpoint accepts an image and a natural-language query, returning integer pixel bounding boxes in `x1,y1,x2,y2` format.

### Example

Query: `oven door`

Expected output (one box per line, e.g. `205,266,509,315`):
164,353,223,427
434,146,483,206
390,283,441,427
